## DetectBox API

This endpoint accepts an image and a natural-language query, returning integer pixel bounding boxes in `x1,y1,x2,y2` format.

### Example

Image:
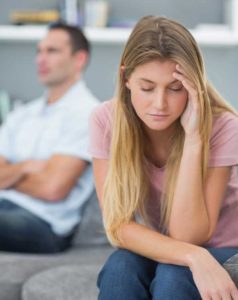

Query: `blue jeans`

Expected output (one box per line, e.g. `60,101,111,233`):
97,247,238,299
0,200,72,253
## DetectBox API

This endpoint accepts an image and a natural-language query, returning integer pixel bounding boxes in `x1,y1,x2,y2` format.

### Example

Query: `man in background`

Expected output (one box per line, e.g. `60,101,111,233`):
0,22,99,253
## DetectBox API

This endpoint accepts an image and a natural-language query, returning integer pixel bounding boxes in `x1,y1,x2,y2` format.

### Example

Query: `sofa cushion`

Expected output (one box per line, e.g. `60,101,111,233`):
0,245,113,300
21,252,238,300
72,190,108,246
22,264,100,300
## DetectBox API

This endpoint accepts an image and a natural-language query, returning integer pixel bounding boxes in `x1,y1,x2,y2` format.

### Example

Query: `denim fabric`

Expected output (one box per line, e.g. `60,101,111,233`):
0,200,72,253
97,247,238,299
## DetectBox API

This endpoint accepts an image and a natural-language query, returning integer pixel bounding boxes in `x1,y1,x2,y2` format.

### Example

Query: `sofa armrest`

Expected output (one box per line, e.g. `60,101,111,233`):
223,253,238,287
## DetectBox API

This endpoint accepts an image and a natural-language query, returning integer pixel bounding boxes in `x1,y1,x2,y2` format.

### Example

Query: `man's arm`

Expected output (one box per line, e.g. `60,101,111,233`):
0,156,27,189
14,154,88,201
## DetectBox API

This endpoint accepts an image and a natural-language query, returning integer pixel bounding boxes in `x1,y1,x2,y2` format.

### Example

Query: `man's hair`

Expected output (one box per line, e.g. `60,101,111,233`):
49,22,90,54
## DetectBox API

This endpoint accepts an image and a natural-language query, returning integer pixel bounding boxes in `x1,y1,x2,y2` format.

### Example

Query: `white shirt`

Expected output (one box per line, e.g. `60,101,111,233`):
0,80,99,235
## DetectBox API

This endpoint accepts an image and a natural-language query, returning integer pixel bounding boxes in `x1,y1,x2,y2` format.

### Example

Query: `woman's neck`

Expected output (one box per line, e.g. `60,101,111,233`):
144,124,176,168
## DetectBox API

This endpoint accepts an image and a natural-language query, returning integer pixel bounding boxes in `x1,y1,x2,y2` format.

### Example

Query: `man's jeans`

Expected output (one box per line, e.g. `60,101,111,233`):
0,200,71,253
98,247,238,299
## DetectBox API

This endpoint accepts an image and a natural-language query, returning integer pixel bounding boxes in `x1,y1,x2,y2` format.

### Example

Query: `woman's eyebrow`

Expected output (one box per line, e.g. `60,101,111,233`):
138,78,181,84
138,78,155,83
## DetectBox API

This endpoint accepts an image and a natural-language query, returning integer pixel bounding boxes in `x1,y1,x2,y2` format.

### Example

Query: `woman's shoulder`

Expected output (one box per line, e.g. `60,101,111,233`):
90,98,116,131
212,111,238,133
211,111,238,144
209,111,238,166
92,98,115,119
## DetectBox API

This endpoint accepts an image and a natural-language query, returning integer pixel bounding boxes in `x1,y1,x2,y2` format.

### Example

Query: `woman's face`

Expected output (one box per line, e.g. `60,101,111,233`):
125,59,188,134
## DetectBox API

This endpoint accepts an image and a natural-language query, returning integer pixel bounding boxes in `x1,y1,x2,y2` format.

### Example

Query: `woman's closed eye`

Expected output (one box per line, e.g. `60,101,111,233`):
141,87,154,92
168,85,183,92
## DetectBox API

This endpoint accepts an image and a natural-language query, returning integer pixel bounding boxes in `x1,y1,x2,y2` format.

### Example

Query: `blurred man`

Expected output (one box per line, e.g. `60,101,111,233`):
0,22,99,253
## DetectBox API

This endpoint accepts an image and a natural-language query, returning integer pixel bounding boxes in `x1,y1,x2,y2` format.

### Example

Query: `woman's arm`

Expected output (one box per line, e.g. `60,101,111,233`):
168,65,231,245
93,158,238,299
168,139,231,244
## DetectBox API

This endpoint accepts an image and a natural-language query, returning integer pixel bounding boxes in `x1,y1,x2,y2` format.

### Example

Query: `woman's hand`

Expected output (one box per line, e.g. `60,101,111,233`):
173,65,201,141
188,248,238,299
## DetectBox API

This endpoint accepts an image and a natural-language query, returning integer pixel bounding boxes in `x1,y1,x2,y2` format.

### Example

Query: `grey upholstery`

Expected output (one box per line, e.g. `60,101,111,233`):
224,253,238,287
0,246,113,300
72,190,108,247
0,190,113,300
19,252,238,300
0,191,237,299
22,264,101,300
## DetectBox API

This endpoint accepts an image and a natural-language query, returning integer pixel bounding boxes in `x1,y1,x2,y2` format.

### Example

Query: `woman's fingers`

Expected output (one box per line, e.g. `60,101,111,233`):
173,65,198,100
191,250,238,300
173,65,200,136
230,285,238,300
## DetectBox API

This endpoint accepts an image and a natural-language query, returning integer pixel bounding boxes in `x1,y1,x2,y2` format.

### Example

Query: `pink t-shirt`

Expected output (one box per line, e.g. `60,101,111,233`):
89,100,238,248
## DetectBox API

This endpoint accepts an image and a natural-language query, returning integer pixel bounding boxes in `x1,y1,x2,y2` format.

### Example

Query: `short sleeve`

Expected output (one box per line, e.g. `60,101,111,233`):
0,122,11,159
0,109,22,160
53,113,92,162
209,112,238,167
88,102,113,159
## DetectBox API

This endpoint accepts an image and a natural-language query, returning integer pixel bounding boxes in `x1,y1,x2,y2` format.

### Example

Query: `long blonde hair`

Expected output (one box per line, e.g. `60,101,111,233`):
102,16,237,246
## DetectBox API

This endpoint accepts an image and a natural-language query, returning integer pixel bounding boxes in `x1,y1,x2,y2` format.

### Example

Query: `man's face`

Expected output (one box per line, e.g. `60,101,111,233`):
36,29,79,87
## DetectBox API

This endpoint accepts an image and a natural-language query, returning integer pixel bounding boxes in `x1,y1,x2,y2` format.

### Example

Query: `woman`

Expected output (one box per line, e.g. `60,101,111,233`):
89,16,238,299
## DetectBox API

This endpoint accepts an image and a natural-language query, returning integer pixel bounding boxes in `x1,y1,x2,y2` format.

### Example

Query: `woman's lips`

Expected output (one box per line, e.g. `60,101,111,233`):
148,113,169,120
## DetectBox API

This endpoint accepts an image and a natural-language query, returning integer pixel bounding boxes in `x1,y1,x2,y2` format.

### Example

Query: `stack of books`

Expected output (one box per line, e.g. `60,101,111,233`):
10,10,60,24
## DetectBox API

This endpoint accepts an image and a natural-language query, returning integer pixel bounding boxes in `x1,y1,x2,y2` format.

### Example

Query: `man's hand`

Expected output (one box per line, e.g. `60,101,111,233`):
23,160,48,174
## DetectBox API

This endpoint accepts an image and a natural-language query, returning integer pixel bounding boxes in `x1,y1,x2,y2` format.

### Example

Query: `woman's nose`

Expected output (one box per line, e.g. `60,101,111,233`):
153,90,167,110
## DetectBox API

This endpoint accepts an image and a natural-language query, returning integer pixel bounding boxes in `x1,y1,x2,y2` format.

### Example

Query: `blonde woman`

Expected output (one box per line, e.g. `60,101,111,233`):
89,16,238,299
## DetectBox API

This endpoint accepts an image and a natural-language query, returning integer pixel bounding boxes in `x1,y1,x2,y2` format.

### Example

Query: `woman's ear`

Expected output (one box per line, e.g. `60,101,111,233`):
125,81,130,90
120,65,130,89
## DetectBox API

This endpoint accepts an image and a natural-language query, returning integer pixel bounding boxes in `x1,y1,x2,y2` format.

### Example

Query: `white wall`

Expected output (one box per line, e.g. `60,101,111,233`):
0,0,237,109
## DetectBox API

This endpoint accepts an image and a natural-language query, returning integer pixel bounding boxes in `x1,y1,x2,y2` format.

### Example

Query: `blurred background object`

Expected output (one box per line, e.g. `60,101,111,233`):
59,0,81,25
10,10,60,24
0,0,237,109
0,90,12,124
84,0,109,27
0,0,227,28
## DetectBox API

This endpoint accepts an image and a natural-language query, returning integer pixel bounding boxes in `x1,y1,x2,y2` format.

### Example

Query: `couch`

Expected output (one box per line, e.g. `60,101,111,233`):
0,191,237,300
0,191,113,300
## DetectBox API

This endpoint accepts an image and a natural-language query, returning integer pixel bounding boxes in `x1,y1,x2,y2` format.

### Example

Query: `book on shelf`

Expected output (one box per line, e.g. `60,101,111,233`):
10,10,60,24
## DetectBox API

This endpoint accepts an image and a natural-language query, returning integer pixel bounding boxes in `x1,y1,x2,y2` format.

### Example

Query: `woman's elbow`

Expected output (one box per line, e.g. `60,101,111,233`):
168,227,212,245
